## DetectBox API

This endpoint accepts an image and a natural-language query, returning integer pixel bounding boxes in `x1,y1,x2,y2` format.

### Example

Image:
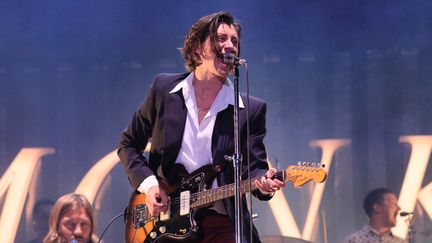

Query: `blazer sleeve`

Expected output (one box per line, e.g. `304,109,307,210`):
242,98,273,201
117,78,158,189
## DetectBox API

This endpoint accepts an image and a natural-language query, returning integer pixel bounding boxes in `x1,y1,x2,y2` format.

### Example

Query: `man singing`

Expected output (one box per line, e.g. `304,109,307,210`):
118,11,285,243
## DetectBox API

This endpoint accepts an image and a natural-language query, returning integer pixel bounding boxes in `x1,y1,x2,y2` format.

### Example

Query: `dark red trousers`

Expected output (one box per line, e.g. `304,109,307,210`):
198,214,235,243
163,211,235,243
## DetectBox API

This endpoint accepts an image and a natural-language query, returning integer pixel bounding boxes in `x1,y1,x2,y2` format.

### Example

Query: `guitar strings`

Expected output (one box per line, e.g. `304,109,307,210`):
149,166,322,211
164,176,259,207
161,171,286,207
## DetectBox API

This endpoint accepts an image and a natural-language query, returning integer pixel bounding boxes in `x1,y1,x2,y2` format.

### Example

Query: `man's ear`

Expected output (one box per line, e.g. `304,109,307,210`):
373,203,382,214
194,43,205,57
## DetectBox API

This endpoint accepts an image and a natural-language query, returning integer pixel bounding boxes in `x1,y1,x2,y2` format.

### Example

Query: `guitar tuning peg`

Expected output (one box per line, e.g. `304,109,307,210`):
307,162,311,166
302,161,307,166
297,161,301,166
312,162,316,167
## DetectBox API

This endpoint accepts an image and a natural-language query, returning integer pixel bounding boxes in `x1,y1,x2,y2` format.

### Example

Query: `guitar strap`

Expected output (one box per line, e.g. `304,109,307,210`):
159,163,189,185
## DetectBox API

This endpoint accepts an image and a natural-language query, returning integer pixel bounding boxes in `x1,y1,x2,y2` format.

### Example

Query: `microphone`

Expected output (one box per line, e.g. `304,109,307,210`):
223,53,246,66
400,211,413,217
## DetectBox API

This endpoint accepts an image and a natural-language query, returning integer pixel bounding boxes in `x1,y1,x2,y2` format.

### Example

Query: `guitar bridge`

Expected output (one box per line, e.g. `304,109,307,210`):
132,204,149,228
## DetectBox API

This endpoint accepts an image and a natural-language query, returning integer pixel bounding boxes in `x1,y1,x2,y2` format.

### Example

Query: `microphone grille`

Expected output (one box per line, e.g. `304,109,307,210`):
399,211,413,217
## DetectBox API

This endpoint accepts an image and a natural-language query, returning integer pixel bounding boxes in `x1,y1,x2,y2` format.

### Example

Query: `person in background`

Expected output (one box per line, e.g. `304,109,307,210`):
344,188,407,243
43,193,99,243
118,11,285,243
27,198,55,243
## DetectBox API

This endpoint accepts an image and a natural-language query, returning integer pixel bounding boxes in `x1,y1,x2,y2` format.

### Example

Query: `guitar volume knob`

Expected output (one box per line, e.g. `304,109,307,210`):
150,232,157,239
159,226,166,233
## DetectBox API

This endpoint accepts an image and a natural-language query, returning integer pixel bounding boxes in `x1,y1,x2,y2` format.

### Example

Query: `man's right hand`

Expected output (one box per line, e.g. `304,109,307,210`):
145,185,169,217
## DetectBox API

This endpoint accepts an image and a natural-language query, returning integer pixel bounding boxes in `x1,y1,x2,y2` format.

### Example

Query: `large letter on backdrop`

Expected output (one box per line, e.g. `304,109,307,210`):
0,148,55,243
393,135,432,239
267,139,350,241
302,139,351,241
75,143,151,204
74,150,120,204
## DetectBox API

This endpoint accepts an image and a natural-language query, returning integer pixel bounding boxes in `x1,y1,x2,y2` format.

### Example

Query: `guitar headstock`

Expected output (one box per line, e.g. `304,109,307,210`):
286,162,327,188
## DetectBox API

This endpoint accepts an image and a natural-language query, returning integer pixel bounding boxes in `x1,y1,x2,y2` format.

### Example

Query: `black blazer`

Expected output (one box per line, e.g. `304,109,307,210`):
118,72,272,242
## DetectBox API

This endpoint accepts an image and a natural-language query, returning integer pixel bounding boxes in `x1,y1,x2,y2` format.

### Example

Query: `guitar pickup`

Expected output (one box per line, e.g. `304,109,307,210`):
180,191,190,216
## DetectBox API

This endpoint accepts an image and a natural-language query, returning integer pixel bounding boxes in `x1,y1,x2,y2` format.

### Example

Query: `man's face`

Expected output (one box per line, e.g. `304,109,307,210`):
197,23,239,78
377,193,401,227
58,207,92,243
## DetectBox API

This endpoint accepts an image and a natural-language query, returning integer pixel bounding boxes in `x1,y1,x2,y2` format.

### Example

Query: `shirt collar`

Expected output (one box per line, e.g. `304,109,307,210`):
169,72,244,109
364,224,395,238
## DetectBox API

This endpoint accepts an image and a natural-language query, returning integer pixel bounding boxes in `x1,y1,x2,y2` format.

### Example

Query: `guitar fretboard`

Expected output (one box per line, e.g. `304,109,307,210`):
190,170,286,208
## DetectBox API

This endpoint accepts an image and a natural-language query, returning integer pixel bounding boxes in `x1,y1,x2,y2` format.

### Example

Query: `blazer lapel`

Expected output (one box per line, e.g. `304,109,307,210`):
163,89,188,181
212,105,234,171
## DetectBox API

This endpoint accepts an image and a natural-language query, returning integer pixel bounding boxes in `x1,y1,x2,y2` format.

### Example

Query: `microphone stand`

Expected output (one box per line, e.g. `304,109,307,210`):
225,65,243,243
407,214,415,243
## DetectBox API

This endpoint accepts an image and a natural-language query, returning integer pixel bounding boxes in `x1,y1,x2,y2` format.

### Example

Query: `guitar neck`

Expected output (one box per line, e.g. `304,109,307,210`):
190,170,286,208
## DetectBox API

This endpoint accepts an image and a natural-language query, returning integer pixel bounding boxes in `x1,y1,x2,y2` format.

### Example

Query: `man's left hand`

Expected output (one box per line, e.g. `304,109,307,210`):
254,168,286,194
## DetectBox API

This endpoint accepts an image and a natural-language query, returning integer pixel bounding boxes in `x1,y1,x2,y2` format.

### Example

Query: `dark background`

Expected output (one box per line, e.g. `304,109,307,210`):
1,0,431,242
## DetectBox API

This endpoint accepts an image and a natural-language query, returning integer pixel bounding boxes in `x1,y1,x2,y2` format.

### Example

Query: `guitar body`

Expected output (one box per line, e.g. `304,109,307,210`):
125,165,217,243
124,162,327,243
125,193,155,243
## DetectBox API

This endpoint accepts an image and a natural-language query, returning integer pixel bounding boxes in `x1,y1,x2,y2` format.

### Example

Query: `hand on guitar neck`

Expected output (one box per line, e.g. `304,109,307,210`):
254,167,286,194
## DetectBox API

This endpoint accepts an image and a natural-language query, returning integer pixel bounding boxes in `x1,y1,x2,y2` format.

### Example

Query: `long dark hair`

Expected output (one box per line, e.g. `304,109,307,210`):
179,11,241,71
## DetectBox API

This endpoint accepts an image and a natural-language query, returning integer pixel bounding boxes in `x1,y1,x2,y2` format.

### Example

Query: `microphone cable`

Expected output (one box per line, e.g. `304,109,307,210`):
97,211,126,243
243,62,255,243
131,227,138,243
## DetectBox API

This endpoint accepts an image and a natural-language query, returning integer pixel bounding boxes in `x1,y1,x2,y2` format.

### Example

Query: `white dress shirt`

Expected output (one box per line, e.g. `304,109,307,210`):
138,72,244,194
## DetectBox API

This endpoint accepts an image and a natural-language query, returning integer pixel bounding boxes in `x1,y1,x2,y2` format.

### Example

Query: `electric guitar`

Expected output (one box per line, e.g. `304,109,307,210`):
124,162,327,243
